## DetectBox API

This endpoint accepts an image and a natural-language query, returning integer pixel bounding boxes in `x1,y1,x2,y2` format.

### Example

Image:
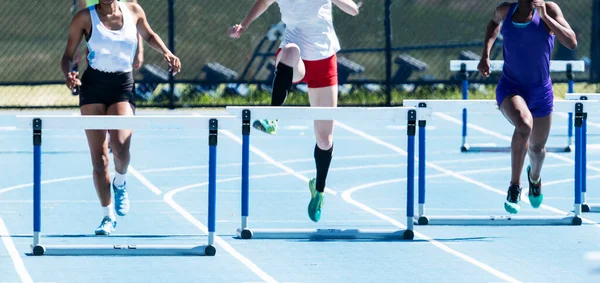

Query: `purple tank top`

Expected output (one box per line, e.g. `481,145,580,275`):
500,3,555,85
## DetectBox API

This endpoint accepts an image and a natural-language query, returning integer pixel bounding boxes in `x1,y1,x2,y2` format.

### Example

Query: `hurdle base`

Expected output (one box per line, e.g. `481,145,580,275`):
235,228,414,240
414,215,581,226
29,244,216,256
582,203,600,213
461,144,572,153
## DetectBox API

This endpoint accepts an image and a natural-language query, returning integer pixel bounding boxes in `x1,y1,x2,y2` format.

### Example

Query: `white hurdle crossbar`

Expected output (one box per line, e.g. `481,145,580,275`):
566,93,600,213
450,60,585,153
15,114,237,256
225,106,431,240
402,99,594,226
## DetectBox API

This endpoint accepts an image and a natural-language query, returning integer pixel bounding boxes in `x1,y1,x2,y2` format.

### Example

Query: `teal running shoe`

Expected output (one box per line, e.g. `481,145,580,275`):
307,178,324,222
252,119,278,135
504,184,522,214
94,216,116,235
527,165,544,208
113,181,130,216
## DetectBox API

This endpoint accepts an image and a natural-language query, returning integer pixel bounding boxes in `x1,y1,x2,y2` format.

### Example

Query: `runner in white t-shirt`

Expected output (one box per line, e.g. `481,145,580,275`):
229,0,361,223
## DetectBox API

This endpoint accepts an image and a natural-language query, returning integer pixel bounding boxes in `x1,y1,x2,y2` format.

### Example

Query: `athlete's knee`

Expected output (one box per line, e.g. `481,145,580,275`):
110,139,130,160
91,152,110,173
315,132,333,150
514,110,533,137
279,44,301,65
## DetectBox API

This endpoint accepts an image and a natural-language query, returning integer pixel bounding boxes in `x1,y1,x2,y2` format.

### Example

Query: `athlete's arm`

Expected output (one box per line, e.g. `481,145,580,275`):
130,0,144,69
128,3,181,74
61,10,89,90
478,2,510,77
229,0,276,38
331,0,361,16
535,1,577,50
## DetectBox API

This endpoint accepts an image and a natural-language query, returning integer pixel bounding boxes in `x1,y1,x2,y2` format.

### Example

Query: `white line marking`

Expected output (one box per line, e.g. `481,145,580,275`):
283,125,309,130
0,175,91,195
0,217,34,283
128,167,162,195
340,178,522,283
161,179,278,283
221,129,337,196
0,126,17,131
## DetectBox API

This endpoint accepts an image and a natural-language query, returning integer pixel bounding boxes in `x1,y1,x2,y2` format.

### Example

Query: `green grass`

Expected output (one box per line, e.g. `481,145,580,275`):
1,83,597,109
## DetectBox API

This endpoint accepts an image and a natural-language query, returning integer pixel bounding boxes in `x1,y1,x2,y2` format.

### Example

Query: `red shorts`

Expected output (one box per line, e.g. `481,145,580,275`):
276,49,338,88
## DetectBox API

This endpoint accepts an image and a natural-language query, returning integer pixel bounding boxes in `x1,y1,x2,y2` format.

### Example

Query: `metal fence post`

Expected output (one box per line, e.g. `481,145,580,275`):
592,0,600,83
168,0,176,109
384,0,392,106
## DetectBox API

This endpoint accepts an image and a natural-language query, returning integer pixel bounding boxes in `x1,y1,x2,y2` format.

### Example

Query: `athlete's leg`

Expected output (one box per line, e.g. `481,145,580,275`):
499,94,533,214
107,102,134,216
81,103,116,234
526,114,551,207
253,43,306,134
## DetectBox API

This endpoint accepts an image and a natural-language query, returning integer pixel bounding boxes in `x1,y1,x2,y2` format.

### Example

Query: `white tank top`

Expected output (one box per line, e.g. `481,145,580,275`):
86,1,138,73
276,0,341,61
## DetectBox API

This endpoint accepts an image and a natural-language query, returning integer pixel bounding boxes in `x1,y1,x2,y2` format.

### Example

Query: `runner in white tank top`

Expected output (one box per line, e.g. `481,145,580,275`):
229,0,361,223
61,0,181,235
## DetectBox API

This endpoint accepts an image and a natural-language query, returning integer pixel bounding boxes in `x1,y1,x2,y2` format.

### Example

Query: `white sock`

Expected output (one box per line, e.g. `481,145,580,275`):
113,171,127,187
103,203,116,220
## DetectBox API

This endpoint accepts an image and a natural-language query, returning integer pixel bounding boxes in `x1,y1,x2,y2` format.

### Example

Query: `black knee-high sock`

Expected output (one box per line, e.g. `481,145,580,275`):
314,144,333,193
271,63,293,106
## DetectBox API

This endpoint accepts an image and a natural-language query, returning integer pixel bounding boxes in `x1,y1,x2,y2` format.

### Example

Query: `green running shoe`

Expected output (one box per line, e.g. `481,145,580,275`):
504,184,522,214
307,178,324,222
252,119,278,135
527,165,544,208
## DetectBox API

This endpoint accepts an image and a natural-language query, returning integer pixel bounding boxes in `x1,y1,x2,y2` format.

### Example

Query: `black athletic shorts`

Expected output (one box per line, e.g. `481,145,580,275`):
79,67,135,108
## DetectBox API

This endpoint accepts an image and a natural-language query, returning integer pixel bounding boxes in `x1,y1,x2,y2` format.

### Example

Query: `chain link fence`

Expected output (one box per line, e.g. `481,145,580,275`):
0,0,598,108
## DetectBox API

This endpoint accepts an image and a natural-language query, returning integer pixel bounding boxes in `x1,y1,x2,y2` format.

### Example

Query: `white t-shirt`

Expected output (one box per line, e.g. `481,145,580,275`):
276,0,341,61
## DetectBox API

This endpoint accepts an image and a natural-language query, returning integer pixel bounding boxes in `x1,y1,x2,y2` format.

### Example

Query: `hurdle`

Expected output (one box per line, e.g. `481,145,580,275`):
566,93,600,213
450,60,585,153
403,99,597,226
14,114,235,256
225,106,431,240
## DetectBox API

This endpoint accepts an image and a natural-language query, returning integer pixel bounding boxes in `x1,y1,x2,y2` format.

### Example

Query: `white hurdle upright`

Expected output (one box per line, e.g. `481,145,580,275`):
402,99,597,226
14,114,237,256
225,106,431,240
567,93,600,213
450,60,585,153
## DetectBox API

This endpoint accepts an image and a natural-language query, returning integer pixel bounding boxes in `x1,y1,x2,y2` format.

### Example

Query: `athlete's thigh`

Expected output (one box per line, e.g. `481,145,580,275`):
80,103,109,155
106,102,134,147
499,94,532,127
275,45,306,83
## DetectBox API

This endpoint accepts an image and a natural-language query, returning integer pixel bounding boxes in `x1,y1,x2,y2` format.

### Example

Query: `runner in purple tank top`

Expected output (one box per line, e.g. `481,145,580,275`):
477,0,577,214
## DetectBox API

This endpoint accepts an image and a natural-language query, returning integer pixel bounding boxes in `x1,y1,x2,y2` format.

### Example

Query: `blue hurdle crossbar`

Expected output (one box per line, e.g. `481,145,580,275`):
226,106,431,240
14,115,234,256
450,60,585,153
567,93,600,213
403,99,595,226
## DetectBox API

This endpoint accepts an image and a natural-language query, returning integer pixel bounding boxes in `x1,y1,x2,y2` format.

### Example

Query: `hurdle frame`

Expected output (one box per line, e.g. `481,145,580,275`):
403,99,592,226
450,60,585,153
225,106,430,240
566,93,600,213
15,115,231,256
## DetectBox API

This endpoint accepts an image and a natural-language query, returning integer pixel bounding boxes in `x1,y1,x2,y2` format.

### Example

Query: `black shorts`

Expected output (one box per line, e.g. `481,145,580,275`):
79,67,135,108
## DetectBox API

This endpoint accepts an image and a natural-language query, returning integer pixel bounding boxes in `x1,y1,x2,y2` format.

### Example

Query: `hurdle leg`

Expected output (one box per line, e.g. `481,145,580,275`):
205,119,218,256
460,64,470,152
417,104,428,225
238,110,253,239
573,103,583,224
566,65,575,152
32,118,45,256
404,110,416,239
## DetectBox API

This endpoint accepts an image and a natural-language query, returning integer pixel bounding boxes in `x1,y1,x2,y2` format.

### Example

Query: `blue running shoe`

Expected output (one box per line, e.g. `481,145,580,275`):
94,216,116,235
527,165,544,208
504,184,522,214
307,178,324,222
113,181,130,217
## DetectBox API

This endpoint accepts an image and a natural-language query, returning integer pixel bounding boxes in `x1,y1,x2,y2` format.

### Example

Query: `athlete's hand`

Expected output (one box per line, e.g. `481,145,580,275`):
477,57,491,78
228,24,245,38
533,0,548,20
133,53,144,70
163,52,181,75
64,71,81,91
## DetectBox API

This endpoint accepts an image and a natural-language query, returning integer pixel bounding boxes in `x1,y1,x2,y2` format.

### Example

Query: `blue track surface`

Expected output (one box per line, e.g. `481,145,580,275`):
1,108,600,283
